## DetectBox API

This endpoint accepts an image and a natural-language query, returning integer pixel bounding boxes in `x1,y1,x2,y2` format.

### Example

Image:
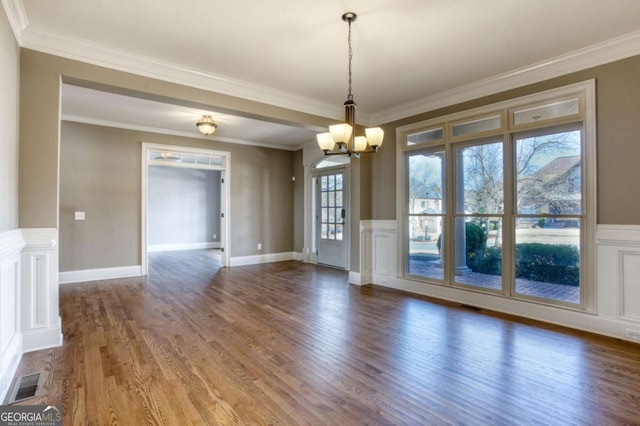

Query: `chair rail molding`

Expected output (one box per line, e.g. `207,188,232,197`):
0,229,25,402
358,221,640,342
20,228,63,352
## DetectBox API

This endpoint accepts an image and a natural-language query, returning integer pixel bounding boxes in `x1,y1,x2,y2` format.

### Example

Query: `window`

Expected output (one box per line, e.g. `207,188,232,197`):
398,81,595,310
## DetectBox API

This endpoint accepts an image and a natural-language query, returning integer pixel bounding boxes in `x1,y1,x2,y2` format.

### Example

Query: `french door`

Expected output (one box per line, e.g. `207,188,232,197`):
315,169,347,269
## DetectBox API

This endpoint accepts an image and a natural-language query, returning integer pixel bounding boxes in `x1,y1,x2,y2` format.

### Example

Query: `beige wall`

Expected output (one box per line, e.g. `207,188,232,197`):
59,121,295,271
0,9,19,232
371,55,640,224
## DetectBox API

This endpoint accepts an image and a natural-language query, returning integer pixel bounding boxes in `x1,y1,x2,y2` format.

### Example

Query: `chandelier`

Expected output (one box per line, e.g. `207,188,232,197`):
316,12,383,158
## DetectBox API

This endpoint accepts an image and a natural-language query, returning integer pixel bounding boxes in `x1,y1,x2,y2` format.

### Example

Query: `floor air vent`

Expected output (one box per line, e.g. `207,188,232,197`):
7,372,42,404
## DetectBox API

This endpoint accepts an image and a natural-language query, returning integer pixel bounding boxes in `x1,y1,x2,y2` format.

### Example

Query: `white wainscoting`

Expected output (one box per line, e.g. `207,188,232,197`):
0,230,25,402
359,221,640,342
20,228,63,353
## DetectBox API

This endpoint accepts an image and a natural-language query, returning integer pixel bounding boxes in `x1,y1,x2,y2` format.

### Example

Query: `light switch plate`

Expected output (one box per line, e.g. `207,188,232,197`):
74,211,85,221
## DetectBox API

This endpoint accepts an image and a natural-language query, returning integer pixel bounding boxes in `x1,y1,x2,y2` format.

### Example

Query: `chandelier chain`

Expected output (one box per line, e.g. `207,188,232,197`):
347,18,353,101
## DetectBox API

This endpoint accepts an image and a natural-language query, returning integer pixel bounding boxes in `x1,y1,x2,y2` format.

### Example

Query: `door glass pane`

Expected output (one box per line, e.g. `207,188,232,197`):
318,172,345,242
516,130,582,215
328,175,335,190
455,141,503,214
514,221,580,304
328,224,336,240
453,217,503,290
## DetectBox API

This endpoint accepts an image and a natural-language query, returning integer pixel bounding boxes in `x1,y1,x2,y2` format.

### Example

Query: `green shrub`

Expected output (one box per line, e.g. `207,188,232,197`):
436,222,486,256
468,246,502,275
515,243,579,286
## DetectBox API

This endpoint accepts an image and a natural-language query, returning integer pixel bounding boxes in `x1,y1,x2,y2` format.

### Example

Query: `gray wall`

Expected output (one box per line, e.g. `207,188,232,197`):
371,54,640,225
59,121,295,272
59,122,140,271
0,7,19,232
148,167,221,246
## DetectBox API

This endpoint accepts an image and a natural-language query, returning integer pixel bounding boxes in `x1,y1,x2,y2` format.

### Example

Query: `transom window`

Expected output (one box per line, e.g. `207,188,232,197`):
398,81,596,311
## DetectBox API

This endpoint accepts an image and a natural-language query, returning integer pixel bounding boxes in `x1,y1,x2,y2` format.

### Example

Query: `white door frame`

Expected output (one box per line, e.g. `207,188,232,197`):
141,142,231,273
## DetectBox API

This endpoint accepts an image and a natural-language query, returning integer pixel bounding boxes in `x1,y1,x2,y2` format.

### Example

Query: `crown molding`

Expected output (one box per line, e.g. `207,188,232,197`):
6,0,640,127
1,0,28,44
19,26,346,122
372,29,640,125
61,114,303,151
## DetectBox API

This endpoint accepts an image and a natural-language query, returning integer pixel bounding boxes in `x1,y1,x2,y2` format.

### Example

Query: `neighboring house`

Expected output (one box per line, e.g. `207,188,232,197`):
409,194,442,241
519,155,581,226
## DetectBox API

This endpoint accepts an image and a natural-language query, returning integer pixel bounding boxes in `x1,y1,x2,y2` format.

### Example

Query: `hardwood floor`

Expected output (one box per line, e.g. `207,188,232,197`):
13,250,640,425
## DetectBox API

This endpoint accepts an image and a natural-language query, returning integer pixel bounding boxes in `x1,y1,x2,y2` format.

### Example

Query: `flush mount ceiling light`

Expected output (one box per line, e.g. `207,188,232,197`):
316,12,383,158
196,115,218,135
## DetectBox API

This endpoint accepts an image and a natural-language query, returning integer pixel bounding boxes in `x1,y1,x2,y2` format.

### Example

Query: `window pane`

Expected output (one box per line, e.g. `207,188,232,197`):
328,224,336,240
321,176,328,191
321,192,327,207
328,175,335,191
336,224,343,241
321,224,328,239
328,208,336,223
516,130,582,215
407,127,444,146
455,142,503,214
321,208,328,222
514,222,580,304
336,191,343,207
408,152,444,214
408,215,444,281
453,217,503,290
328,191,335,207
336,174,343,190
453,115,501,137
513,98,579,126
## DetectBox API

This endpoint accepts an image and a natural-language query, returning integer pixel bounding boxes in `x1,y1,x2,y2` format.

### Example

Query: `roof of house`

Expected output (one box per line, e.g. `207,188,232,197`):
535,156,581,177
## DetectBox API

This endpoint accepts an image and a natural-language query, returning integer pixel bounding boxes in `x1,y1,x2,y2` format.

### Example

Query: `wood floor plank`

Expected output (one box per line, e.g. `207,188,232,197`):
11,249,640,424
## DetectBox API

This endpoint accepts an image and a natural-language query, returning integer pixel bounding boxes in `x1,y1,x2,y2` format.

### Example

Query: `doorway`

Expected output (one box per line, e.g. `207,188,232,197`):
141,143,230,274
313,166,348,269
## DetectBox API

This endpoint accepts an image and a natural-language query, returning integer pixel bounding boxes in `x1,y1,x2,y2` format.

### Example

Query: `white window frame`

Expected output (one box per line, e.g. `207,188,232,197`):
396,80,596,312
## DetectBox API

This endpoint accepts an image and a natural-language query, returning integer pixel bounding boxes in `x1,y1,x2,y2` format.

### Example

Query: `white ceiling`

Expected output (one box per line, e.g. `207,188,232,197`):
5,0,640,149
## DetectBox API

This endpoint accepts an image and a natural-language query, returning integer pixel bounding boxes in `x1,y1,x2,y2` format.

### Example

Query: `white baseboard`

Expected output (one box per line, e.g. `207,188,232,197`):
229,252,297,267
293,252,305,261
59,265,143,284
348,271,371,286
22,322,63,353
148,242,221,252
